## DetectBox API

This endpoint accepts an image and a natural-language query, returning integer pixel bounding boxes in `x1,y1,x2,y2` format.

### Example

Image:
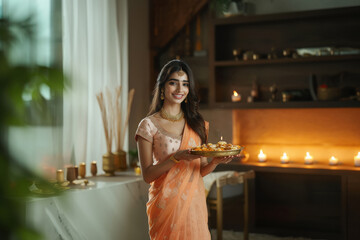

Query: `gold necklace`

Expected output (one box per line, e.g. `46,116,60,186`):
160,108,184,122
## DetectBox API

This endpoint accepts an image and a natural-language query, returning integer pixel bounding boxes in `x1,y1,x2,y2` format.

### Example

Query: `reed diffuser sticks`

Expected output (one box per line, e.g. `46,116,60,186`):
96,92,113,154
119,88,135,151
97,86,135,153
115,86,123,152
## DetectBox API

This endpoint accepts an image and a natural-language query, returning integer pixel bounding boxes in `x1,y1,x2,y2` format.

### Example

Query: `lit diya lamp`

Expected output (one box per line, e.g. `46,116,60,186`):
231,91,241,102
280,152,290,164
258,149,267,162
329,156,339,166
304,152,314,165
354,152,360,167
218,136,227,146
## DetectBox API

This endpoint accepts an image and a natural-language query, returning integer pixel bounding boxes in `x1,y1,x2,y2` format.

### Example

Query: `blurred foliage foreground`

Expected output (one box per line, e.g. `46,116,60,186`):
0,15,66,239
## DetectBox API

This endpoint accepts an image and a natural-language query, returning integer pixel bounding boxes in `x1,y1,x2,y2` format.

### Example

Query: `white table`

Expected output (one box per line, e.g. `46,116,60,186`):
25,172,150,240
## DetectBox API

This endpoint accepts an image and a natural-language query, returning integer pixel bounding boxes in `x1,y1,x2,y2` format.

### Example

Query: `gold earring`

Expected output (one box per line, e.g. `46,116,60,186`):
160,89,164,100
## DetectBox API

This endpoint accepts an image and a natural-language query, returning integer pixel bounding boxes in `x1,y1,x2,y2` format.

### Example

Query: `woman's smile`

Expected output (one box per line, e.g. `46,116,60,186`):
164,71,189,104
172,93,185,100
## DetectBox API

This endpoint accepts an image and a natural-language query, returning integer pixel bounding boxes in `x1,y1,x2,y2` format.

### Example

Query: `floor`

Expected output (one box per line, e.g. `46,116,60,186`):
210,230,317,240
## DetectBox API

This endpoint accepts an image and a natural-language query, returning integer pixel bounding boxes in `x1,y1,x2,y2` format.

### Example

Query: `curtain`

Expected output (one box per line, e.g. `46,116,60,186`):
62,0,128,172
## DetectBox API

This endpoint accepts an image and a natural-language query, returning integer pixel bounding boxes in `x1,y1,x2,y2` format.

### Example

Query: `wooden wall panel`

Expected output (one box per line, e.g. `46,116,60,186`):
150,0,208,49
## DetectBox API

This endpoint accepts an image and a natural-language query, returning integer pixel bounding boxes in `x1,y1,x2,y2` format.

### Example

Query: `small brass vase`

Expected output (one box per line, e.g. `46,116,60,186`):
113,151,121,171
102,152,115,176
114,150,127,171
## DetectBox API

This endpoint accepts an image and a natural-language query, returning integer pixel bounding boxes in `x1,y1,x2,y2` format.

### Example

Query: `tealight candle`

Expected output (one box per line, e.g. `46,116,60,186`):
134,166,141,176
56,169,64,183
258,149,267,162
329,156,338,166
218,136,227,145
304,152,313,165
354,152,360,167
231,91,241,102
280,152,290,164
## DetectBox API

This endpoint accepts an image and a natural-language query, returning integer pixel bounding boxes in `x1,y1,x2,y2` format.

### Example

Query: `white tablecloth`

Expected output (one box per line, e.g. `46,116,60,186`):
25,172,150,240
203,171,244,199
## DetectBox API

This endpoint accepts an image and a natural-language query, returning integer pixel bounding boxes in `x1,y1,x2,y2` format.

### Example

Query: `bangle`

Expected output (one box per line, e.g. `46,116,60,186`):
170,155,180,164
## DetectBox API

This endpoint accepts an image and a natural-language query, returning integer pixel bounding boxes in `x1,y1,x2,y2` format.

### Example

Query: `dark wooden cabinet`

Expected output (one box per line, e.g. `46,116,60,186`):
208,7,360,109
216,162,360,240
347,175,360,240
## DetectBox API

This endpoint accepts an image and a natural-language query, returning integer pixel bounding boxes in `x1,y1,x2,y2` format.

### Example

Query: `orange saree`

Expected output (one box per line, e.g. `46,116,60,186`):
146,122,210,240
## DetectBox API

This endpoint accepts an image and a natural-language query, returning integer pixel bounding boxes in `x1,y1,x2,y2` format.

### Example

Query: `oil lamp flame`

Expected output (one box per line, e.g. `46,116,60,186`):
258,149,267,162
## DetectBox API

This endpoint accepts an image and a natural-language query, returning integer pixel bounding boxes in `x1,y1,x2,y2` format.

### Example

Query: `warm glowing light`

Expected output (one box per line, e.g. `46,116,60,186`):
304,152,313,164
354,152,360,167
258,149,267,162
218,136,226,145
231,90,241,102
134,166,141,175
280,152,290,164
329,156,338,166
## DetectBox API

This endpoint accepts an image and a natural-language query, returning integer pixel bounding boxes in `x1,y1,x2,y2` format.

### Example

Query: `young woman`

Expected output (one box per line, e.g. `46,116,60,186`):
135,59,233,239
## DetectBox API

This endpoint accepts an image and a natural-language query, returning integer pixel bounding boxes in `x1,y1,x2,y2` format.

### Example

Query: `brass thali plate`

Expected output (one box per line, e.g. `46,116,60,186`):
190,146,244,157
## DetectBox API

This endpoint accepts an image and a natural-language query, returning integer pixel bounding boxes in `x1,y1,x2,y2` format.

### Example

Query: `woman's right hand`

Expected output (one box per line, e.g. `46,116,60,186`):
173,149,199,161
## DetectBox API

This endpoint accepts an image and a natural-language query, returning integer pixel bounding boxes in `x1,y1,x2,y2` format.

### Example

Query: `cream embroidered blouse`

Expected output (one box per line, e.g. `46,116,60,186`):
135,115,182,165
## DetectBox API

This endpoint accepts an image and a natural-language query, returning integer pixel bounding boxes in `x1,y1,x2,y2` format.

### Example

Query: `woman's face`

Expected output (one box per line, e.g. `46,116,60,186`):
163,70,189,105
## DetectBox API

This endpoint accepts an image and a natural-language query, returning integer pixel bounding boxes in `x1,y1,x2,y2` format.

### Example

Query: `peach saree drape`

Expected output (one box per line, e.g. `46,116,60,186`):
147,123,210,240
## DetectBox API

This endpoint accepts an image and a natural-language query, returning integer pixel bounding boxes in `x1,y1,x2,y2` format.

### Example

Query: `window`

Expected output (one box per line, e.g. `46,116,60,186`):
3,0,63,175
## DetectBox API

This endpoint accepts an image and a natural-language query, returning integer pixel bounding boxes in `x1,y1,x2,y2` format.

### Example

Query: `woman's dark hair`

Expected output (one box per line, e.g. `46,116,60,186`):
148,59,207,144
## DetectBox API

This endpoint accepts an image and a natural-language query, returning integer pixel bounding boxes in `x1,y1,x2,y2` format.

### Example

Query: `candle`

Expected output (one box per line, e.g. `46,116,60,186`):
66,166,76,183
134,166,141,176
258,149,267,162
218,136,227,145
231,91,241,102
329,156,338,166
280,152,290,164
79,162,86,178
304,152,313,164
91,161,97,176
354,152,360,167
56,169,64,183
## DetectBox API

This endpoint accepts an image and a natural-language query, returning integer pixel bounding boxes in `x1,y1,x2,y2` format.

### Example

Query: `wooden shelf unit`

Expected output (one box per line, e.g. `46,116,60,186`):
208,6,360,109
214,54,360,67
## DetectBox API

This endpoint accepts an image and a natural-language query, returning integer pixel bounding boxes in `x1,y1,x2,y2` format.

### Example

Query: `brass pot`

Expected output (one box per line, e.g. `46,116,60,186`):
102,152,115,176
113,152,121,170
114,150,127,171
